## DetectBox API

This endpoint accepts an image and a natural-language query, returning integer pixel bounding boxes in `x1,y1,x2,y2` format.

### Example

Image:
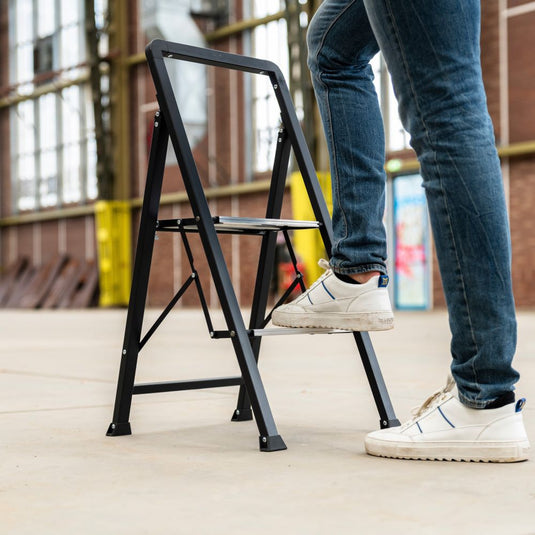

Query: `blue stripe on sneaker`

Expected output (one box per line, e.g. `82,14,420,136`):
438,406,455,428
416,421,423,433
321,281,335,300
307,293,313,305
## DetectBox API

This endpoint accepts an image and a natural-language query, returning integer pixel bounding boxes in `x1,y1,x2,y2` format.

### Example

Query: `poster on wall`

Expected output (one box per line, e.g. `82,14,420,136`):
393,173,430,310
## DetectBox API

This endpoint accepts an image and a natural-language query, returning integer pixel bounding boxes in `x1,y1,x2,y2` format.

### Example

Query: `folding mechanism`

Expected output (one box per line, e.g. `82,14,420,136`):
107,40,400,451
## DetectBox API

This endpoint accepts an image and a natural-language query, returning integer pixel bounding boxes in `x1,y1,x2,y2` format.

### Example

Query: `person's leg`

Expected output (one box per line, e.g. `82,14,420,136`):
272,0,394,332
363,0,518,406
273,0,393,331
362,0,528,461
306,0,387,277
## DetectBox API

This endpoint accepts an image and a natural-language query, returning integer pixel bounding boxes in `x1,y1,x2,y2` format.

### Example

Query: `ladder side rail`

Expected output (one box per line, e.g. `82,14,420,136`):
267,68,334,254
232,127,293,421
249,127,293,329
146,41,286,450
354,331,401,428
267,60,401,430
107,113,169,436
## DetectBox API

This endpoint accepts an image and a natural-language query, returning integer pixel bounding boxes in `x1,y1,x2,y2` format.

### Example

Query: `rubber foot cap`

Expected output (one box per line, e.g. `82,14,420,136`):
231,408,253,422
106,422,132,436
259,434,287,452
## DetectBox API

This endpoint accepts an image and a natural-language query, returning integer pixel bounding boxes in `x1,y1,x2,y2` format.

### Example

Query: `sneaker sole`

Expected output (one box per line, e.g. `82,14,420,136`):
365,437,530,463
272,310,394,332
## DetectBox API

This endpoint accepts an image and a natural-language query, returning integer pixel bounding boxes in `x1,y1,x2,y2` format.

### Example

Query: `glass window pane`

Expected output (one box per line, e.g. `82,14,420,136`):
15,0,33,44
86,136,98,200
16,43,34,83
63,144,81,203
60,25,81,69
37,0,56,38
95,0,108,29
84,86,95,134
16,101,35,155
19,154,36,181
40,149,58,207
39,93,57,150
17,154,37,211
251,18,289,173
60,0,79,25
62,85,81,143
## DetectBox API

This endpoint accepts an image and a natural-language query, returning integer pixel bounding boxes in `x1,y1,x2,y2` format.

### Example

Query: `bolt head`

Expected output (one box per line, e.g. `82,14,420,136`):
122,349,126,355
235,410,240,416
262,437,267,443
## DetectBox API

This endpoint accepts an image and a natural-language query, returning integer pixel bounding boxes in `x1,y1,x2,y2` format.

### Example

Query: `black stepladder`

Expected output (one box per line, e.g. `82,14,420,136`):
107,39,400,452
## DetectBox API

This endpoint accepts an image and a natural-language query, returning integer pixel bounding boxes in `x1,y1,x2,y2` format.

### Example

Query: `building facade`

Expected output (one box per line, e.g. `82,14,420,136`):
1,0,534,310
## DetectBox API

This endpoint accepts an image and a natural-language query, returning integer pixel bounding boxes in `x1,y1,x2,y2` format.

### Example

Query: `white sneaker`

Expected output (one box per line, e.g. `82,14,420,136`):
272,259,394,331
365,377,531,462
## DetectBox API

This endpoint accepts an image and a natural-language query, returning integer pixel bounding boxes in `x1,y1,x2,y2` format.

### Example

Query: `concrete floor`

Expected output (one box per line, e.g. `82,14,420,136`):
1,308,535,534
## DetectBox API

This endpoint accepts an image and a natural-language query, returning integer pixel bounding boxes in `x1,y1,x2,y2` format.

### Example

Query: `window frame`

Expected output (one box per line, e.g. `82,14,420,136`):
8,0,99,213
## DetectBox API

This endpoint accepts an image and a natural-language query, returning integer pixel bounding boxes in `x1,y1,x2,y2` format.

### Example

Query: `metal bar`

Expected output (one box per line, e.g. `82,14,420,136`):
210,326,351,338
146,41,286,449
251,327,350,336
0,204,95,227
138,275,195,350
282,229,306,292
109,0,131,201
0,73,90,109
268,68,334,255
204,11,286,42
263,277,302,327
179,230,215,335
353,331,400,428
232,127,293,421
107,113,168,437
133,377,243,395
147,39,279,77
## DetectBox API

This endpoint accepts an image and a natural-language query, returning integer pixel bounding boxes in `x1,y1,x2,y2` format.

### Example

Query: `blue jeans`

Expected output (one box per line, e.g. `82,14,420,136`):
307,0,519,407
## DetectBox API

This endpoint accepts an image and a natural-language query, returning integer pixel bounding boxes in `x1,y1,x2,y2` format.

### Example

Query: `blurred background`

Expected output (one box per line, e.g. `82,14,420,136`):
0,0,534,311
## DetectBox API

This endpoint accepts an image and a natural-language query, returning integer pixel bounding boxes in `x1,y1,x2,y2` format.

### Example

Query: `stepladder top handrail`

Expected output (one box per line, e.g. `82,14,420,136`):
145,39,285,80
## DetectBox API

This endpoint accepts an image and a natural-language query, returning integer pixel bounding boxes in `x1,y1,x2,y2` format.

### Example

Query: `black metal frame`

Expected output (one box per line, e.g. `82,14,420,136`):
107,40,400,452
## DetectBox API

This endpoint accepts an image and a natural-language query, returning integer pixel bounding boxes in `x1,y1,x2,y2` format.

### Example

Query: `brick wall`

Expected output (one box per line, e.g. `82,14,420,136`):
510,157,535,306
508,11,535,143
481,0,502,142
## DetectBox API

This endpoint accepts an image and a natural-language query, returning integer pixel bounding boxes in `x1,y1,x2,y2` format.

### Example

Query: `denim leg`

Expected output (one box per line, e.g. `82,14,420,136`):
307,0,388,275
363,0,519,405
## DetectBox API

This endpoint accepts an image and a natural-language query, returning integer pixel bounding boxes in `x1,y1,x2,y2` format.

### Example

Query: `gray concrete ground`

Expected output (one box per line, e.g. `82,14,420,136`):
1,308,535,534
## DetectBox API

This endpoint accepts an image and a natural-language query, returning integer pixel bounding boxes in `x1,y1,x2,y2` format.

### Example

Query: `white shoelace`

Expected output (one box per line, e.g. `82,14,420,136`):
317,258,331,272
296,259,332,298
409,375,456,421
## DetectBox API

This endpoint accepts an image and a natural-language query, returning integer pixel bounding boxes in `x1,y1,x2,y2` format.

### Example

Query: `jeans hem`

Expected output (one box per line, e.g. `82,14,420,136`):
330,262,387,276
458,391,504,409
